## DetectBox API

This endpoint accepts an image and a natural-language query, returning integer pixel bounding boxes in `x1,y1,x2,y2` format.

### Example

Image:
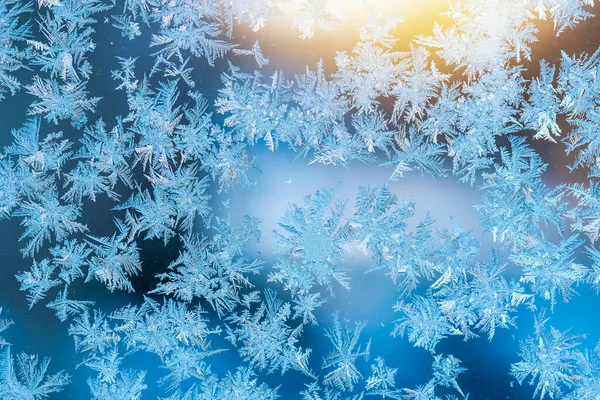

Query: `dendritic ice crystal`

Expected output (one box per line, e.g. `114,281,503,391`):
3,0,600,399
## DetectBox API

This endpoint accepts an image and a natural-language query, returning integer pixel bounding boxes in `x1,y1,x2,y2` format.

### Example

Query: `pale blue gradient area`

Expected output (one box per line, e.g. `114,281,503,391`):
223,147,488,263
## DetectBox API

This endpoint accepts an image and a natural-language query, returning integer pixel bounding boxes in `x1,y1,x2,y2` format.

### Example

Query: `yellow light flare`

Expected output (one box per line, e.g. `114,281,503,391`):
265,0,449,43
